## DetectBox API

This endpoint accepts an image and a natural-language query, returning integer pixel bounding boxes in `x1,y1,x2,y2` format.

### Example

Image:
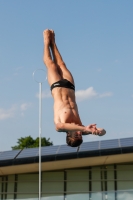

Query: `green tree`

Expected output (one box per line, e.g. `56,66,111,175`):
11,136,53,150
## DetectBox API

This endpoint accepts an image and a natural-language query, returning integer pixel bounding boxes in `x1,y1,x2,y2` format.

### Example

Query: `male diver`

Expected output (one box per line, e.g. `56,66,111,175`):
43,29,106,147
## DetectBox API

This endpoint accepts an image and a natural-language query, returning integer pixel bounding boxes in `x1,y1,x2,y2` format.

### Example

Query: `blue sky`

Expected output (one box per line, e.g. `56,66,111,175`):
0,1,133,151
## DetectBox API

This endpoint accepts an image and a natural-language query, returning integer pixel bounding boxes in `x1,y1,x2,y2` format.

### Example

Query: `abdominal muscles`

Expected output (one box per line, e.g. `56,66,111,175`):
53,88,79,124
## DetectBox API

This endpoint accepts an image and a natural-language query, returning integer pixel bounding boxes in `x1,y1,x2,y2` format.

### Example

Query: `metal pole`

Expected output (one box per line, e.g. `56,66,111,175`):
33,69,46,200
39,82,42,200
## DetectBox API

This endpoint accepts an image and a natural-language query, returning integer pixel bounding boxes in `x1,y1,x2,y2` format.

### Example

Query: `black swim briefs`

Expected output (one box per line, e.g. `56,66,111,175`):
51,79,75,91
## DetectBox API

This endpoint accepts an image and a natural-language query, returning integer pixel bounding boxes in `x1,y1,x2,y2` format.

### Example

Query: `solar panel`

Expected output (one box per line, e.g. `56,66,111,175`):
79,141,99,152
1,137,133,165
41,145,60,156
57,144,77,154
0,150,21,161
120,137,133,147
100,139,119,149
16,147,39,159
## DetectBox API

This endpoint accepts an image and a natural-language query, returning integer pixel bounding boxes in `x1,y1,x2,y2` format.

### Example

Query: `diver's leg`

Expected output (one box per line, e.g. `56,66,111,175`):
43,29,61,86
50,30,75,85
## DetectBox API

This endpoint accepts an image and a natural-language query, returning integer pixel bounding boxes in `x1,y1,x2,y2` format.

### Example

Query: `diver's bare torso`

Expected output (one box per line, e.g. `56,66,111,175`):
52,87,82,125
43,29,106,137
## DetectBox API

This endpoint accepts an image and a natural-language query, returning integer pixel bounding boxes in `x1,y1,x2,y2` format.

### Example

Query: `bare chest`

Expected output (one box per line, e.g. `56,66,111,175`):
59,108,77,123
54,103,80,124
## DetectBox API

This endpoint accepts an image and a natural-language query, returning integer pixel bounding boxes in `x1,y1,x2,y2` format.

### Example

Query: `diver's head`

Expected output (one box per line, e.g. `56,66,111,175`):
66,131,83,147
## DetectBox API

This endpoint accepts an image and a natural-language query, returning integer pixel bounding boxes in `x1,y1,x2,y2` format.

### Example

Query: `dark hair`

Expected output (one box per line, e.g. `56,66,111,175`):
66,132,83,147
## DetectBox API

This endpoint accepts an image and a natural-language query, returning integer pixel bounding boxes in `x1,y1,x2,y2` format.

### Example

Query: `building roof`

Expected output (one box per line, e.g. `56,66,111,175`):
0,137,133,175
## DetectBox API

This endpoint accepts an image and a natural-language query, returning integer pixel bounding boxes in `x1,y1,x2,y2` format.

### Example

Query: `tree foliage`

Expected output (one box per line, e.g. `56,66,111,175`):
11,136,53,150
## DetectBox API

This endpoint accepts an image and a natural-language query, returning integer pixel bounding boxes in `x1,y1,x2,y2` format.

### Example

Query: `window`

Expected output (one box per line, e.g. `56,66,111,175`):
66,170,89,200
0,164,133,200
17,173,38,200
42,171,64,200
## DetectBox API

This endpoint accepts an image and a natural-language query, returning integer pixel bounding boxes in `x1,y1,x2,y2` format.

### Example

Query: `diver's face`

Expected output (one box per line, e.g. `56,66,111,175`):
67,131,82,138
74,131,82,137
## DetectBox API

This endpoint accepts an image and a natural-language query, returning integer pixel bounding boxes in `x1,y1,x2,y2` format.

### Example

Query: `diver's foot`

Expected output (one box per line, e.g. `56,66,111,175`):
96,128,106,136
91,128,106,136
43,29,51,45
50,29,55,45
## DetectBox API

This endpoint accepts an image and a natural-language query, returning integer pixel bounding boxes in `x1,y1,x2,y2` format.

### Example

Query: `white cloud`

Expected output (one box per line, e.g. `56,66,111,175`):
75,87,98,102
20,103,32,111
76,87,113,102
0,102,32,120
99,92,113,98
0,105,17,120
36,90,51,99
20,103,32,117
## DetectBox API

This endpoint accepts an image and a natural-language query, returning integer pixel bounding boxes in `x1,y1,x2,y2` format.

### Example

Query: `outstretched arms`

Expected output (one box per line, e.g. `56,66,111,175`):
55,122,86,132
55,123,105,136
